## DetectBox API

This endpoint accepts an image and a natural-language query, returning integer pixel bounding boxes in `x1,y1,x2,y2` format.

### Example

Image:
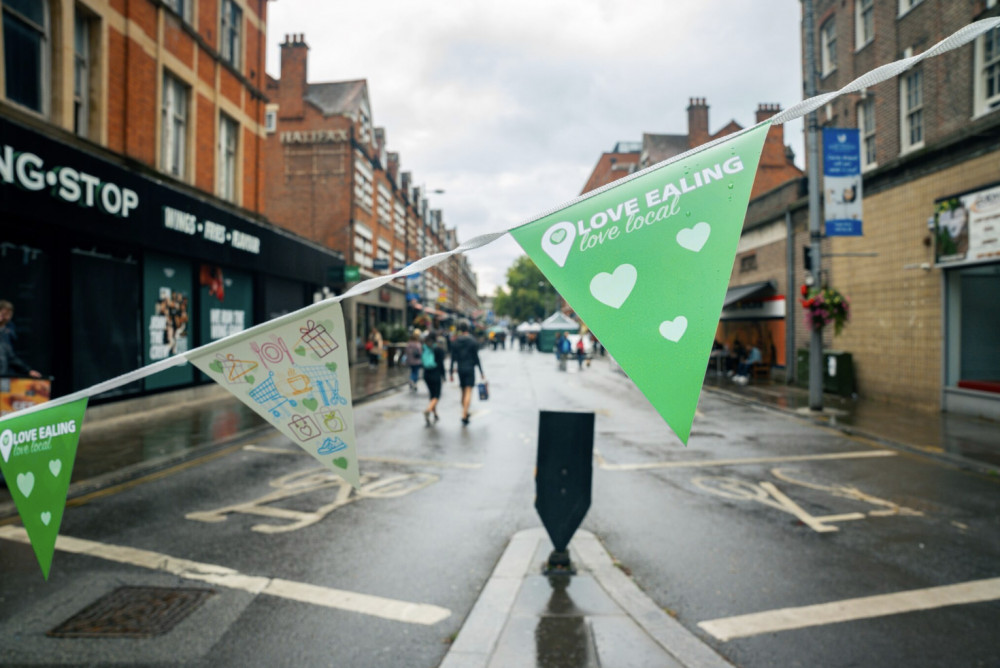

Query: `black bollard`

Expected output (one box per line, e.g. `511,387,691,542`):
534,410,594,574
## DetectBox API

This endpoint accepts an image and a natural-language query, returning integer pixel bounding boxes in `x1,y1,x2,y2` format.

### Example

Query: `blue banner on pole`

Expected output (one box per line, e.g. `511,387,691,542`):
823,128,863,237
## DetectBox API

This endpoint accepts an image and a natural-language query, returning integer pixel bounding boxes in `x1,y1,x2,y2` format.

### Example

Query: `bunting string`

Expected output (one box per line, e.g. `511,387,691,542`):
3,17,997,423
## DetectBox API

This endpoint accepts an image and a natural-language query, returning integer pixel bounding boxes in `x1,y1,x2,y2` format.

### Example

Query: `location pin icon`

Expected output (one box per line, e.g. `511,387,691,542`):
541,221,576,268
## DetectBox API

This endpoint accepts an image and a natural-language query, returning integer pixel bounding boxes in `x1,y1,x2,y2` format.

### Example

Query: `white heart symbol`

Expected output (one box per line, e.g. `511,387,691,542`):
677,222,711,252
40,511,51,526
16,472,35,498
49,459,62,477
589,264,637,309
659,316,688,342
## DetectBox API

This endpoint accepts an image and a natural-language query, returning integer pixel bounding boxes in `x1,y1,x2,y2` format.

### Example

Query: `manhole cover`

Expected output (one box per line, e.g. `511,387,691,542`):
47,586,214,638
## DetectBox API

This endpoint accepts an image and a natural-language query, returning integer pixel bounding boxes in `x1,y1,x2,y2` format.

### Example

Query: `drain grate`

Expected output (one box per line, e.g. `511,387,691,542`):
47,586,214,638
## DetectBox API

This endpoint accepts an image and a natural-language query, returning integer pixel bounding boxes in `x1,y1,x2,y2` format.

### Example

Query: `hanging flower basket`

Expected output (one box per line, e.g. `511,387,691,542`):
800,285,851,335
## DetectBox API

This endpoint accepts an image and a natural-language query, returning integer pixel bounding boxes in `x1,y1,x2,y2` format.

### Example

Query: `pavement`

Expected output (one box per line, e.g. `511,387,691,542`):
2,356,998,667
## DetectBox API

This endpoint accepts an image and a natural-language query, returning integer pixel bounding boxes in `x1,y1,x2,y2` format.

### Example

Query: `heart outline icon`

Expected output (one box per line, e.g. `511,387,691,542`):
589,264,638,309
40,511,51,526
16,472,34,498
0,432,12,463
677,222,711,252
659,316,688,343
49,459,62,477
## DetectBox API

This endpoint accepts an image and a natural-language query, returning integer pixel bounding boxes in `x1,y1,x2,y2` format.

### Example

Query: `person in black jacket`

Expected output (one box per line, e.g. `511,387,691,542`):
448,321,485,425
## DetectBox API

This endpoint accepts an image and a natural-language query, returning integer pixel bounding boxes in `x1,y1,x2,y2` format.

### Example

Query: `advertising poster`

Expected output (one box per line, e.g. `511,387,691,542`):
935,183,1000,267
0,377,51,416
199,265,253,344
823,128,863,236
143,254,193,390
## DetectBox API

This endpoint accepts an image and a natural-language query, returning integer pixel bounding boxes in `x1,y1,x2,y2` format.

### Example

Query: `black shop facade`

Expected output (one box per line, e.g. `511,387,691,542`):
1,116,343,403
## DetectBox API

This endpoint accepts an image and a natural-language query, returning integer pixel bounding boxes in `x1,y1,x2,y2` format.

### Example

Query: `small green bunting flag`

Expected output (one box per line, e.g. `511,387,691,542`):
188,302,360,488
0,398,89,579
512,123,770,443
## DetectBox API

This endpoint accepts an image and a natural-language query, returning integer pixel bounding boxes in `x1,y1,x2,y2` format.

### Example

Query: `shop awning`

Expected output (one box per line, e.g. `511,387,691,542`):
723,280,776,307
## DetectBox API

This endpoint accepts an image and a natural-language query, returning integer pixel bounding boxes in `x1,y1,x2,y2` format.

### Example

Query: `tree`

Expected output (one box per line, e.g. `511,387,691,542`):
493,256,557,322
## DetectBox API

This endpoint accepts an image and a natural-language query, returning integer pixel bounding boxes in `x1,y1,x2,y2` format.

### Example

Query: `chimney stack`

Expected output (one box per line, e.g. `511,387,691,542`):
279,34,309,119
687,97,709,148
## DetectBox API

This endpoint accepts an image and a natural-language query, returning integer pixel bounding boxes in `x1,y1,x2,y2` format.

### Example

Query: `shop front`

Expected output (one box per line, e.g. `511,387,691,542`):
717,280,786,371
0,116,343,403
935,182,1000,420
344,281,406,364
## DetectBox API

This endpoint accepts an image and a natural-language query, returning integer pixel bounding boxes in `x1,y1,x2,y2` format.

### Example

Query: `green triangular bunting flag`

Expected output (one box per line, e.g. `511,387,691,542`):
188,302,360,488
512,123,770,443
0,397,89,579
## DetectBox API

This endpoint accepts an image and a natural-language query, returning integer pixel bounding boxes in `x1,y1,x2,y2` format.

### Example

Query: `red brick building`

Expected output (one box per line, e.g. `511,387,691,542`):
1,0,341,401
263,34,478,361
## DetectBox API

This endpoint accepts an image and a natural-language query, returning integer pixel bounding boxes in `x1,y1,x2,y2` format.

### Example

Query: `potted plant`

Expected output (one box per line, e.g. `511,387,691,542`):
800,284,851,335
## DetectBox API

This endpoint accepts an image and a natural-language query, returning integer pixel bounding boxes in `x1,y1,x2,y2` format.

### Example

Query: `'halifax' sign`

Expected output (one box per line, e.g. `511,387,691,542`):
822,128,863,237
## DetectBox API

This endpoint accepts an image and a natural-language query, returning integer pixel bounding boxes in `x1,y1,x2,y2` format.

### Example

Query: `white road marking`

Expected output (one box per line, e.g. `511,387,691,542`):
600,449,896,471
699,577,1000,641
242,445,482,469
0,525,450,626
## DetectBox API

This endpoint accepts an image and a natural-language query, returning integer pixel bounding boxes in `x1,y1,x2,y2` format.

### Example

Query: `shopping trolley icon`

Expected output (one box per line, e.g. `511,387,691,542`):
300,366,349,407
248,371,298,417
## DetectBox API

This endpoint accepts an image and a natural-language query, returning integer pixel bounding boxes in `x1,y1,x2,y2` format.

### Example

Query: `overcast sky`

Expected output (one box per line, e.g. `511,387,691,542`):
266,1,806,297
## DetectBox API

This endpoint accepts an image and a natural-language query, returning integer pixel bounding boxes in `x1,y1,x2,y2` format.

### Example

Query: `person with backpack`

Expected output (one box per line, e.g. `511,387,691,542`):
404,331,423,392
421,331,446,426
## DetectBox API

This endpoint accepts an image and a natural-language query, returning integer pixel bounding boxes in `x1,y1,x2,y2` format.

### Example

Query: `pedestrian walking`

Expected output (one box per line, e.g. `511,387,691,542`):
575,336,586,369
421,331,446,426
404,331,423,392
0,300,42,378
366,329,383,368
448,321,485,425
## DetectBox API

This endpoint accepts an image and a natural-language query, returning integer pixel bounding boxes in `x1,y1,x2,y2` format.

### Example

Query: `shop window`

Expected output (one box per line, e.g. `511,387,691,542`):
973,25,1000,117
3,0,49,114
855,0,873,50
220,0,242,70
161,72,189,179
947,264,1000,388
900,69,924,153
857,96,876,170
820,17,837,77
218,113,238,202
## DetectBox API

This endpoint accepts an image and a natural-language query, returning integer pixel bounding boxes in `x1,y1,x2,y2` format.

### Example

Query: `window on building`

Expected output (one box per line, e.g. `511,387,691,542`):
898,0,924,16
3,0,48,114
163,0,192,23
220,0,242,70
161,72,189,178
820,17,837,77
73,8,93,138
900,69,924,153
857,96,876,170
974,25,1000,117
855,0,873,50
739,255,757,273
218,114,239,202
264,106,277,133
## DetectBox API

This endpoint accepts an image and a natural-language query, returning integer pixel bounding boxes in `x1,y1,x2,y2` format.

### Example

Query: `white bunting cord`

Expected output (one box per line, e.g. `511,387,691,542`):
2,17,997,424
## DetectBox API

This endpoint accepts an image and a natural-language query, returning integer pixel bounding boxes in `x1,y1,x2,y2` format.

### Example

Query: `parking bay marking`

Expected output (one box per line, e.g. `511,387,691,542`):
698,576,1000,641
597,449,897,471
0,525,451,626
242,444,482,469
692,467,922,533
